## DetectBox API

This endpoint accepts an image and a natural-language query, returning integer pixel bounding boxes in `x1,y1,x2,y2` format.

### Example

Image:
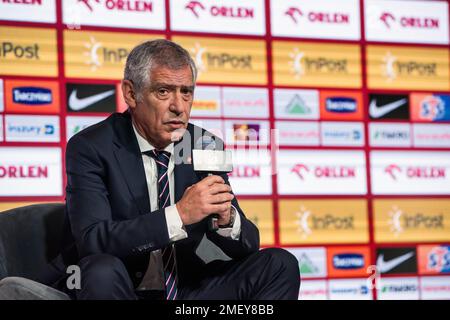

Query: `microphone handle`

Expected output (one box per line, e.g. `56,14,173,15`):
206,173,220,231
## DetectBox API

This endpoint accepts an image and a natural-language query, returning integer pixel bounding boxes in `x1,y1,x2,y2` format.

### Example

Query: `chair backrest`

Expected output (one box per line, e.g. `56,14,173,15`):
0,203,65,281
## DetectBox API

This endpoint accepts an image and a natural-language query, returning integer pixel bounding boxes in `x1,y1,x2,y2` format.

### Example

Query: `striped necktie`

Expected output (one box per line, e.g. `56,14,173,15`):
148,149,178,300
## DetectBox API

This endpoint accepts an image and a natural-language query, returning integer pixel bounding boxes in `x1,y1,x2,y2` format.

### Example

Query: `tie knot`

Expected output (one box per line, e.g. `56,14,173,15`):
147,149,171,168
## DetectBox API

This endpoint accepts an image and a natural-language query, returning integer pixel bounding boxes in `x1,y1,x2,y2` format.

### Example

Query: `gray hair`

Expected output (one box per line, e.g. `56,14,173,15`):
124,39,197,100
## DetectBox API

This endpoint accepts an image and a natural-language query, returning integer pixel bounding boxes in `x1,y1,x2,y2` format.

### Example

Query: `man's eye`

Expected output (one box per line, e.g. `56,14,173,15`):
158,88,169,96
181,89,193,96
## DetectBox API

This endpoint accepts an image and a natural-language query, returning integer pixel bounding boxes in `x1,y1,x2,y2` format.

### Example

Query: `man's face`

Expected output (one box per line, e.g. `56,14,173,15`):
130,65,194,149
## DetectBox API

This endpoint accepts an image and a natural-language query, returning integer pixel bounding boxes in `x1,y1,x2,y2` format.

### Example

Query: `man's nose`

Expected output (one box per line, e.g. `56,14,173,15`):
169,91,185,114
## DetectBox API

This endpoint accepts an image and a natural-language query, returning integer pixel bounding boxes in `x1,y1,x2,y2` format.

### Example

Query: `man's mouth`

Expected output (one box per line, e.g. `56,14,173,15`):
165,120,186,129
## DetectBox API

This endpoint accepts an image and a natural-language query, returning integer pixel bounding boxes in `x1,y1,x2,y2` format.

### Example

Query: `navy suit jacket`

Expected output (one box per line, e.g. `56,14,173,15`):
58,111,259,287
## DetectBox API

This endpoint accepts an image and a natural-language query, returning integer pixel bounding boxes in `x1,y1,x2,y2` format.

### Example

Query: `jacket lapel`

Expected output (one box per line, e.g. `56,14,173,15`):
112,112,150,215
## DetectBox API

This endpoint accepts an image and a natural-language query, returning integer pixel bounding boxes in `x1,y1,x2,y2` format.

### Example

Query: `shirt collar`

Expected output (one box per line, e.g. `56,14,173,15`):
132,123,174,155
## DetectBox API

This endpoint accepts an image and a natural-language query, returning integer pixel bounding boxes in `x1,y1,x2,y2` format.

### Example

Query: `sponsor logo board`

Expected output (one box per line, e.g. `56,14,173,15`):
191,86,221,118
5,80,59,114
0,0,56,23
319,90,363,120
327,246,371,278
66,115,107,141
320,121,364,147
0,147,62,196
286,247,327,279
373,199,450,243
275,121,319,146
371,151,450,195
273,89,319,120
376,247,417,274
273,41,361,88
328,279,373,300
227,149,272,195
271,0,360,40
173,36,267,85
170,0,265,36
418,245,450,275
0,79,3,112
420,276,450,300
365,0,449,45
410,93,450,122
0,27,57,77
64,30,162,79
277,150,367,195
224,120,269,146
369,122,411,147
5,115,60,143
366,45,449,91
377,277,420,300
279,199,369,245
63,0,165,30
368,94,409,120
298,280,327,300
237,200,274,246
413,124,450,148
222,87,269,119
66,83,116,113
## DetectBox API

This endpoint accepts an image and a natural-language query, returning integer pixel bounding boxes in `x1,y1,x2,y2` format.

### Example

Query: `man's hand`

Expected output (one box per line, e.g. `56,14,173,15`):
176,175,234,226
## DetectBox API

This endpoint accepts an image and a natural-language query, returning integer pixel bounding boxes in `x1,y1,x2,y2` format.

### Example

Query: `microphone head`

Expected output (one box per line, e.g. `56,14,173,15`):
192,150,233,173
195,135,216,150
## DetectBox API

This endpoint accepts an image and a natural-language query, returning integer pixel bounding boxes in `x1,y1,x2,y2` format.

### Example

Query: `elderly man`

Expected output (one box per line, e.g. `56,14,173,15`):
44,39,299,300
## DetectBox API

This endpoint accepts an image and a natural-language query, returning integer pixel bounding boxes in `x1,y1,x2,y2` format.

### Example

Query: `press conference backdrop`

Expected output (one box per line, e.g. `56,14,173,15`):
1,0,450,300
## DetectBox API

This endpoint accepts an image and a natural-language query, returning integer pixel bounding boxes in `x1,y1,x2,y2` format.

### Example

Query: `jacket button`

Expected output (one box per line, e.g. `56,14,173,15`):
135,272,143,278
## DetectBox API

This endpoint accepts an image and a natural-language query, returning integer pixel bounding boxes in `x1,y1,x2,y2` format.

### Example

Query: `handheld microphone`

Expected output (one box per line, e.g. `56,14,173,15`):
192,136,233,231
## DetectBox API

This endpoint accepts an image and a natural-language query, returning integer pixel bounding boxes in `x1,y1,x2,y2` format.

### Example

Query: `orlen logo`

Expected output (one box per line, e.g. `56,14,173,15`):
0,42,40,60
84,37,128,71
384,164,446,181
295,206,354,238
333,254,364,270
325,97,357,113
229,165,261,178
0,165,48,179
291,164,356,180
185,1,254,19
78,0,153,12
285,7,349,25
388,206,444,236
12,87,52,105
382,51,436,81
379,11,439,29
289,48,347,79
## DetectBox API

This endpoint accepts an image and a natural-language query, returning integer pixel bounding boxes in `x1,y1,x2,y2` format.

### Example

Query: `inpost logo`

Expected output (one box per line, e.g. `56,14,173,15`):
367,45,449,90
375,200,450,243
382,51,436,82
289,47,347,79
64,30,157,79
190,42,252,75
0,27,57,76
273,41,361,88
295,206,354,239
174,36,266,85
387,205,443,237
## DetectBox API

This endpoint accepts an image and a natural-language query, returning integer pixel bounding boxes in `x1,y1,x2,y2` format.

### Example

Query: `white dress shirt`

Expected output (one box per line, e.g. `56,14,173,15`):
132,125,241,290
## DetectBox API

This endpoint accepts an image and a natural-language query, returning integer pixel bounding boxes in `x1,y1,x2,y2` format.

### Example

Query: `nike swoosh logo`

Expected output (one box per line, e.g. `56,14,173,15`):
369,98,407,118
69,89,115,111
377,252,414,273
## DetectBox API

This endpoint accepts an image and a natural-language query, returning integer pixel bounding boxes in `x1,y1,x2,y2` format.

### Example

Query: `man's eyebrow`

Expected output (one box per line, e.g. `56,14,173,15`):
149,83,195,91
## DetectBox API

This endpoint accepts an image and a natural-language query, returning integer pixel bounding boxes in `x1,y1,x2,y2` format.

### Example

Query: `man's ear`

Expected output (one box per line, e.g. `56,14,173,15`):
122,80,137,109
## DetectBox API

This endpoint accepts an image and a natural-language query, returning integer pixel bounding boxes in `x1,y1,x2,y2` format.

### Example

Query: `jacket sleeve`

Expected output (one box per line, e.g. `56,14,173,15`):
65,134,170,259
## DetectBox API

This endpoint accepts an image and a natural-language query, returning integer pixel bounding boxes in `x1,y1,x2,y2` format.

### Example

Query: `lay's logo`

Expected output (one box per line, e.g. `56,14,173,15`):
12,87,52,105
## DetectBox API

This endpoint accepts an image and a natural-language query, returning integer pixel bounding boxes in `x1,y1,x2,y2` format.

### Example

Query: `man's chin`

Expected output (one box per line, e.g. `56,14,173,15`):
170,127,186,142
